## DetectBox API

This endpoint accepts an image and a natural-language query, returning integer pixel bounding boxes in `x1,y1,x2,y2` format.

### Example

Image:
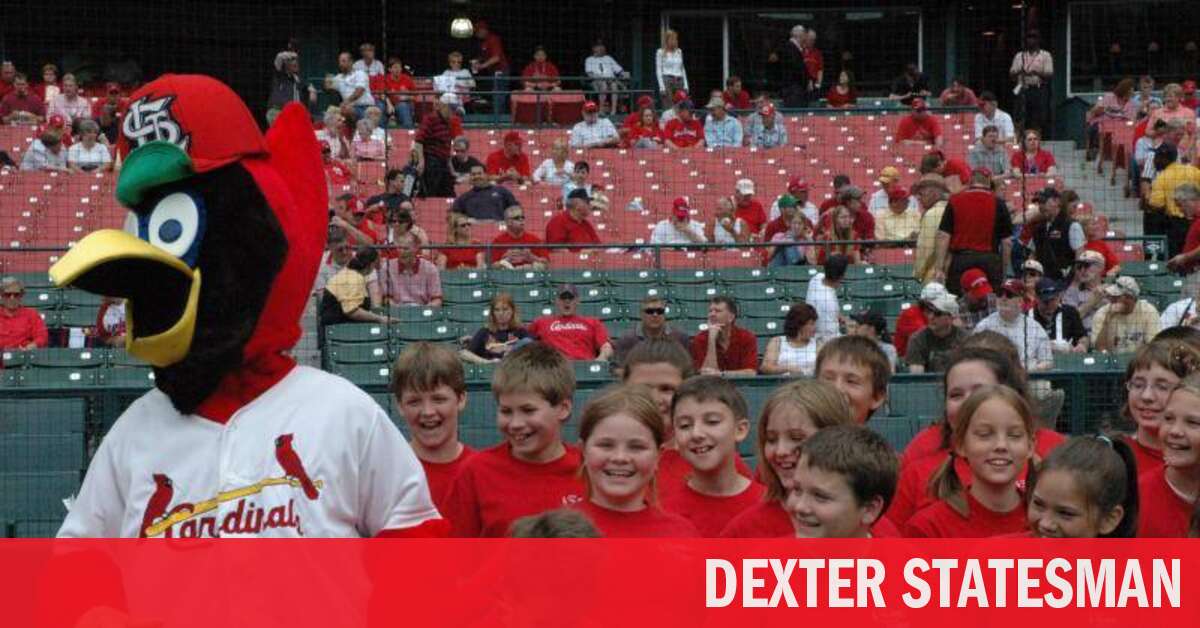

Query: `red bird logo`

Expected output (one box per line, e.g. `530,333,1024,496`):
275,434,320,500
140,473,173,538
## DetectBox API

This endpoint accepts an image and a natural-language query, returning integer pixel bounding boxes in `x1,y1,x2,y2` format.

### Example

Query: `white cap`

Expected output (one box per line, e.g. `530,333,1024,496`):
735,178,755,195
929,293,960,316
1104,276,1140,298
919,282,948,303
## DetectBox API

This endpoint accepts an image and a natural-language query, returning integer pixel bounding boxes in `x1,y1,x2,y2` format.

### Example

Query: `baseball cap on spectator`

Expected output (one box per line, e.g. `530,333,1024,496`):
887,186,910,202
503,130,522,145
998,279,1026,299
961,268,992,300
672,89,688,104
929,292,959,316
439,92,461,105
47,114,65,129
735,178,755,195
839,185,865,201
706,97,727,110
637,94,654,110
787,176,808,194
777,194,797,209
1035,278,1064,300
1022,259,1045,275
1075,250,1105,267
557,284,579,300
677,99,694,111
877,166,901,184
1184,80,1197,95
583,101,599,114
919,282,949,304
911,98,928,111
672,196,691,220
566,188,591,203
1104,276,1141,299
760,102,776,117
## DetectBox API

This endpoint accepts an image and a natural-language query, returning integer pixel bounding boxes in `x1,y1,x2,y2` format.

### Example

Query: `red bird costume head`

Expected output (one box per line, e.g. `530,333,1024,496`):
50,75,328,418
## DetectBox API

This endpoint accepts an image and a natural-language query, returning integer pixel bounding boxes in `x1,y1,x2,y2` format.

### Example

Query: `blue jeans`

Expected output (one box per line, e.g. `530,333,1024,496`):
768,245,805,267
491,72,509,118
390,102,414,128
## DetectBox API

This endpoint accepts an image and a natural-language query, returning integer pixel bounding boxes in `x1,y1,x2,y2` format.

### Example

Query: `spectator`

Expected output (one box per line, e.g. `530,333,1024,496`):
820,185,876,249
351,118,385,161
658,89,688,128
806,254,847,344
414,93,461,198
1132,75,1162,119
624,106,664,149
888,63,931,105
973,91,1016,141
1092,277,1161,353
0,61,14,100
938,78,978,107
905,290,967,373
662,100,703,148
585,40,627,116
374,57,416,129
818,203,862,264
868,166,912,213
315,228,354,296
364,169,412,213
35,64,59,105
451,164,519,221
612,295,691,367
655,30,689,108
912,179,951,283
1030,278,1088,353
0,277,48,349
449,136,485,185
1160,286,1200,329
895,98,943,147
47,74,91,126
470,21,512,117
93,83,125,144
803,29,825,95
818,174,852,214
374,237,444,307
1010,30,1054,135
491,205,549,270
957,268,998,332
767,206,817,267
1142,127,1186,235
0,73,44,125
850,309,899,371
934,169,1013,293
485,130,532,184
20,132,67,172
733,178,767,237
745,102,788,149
94,296,126,348
315,106,351,158
532,139,574,186
768,177,819,224
461,292,530,364
438,51,475,109
1077,214,1120,277
1183,80,1199,110
894,282,948,358
561,160,594,203
325,51,375,120
1149,143,1200,257
1146,84,1196,164
436,213,484,270
66,120,112,172
521,46,561,91
353,42,385,77
875,186,919,242
722,76,752,112
268,50,318,121
624,95,656,129
973,280,1054,371
764,192,800,243
528,284,613,361
546,188,601,249
825,70,858,108
321,247,391,326
381,204,434,258
1134,119,1167,199
569,101,619,149
1019,260,1045,310
780,25,812,108
761,302,820,376
1020,187,1085,280
705,195,752,245
691,296,758,376
330,194,381,246
968,125,1010,178
1060,250,1107,332
1086,78,1138,159
1168,183,1200,286
650,197,706,245
703,97,742,148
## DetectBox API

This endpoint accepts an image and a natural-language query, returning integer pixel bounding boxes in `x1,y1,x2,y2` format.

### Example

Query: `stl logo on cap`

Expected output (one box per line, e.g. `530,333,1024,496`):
123,95,190,151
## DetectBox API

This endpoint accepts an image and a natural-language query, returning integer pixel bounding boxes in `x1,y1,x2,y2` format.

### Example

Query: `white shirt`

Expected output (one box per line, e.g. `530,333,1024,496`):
585,55,624,78
774,336,817,376
649,219,707,245
59,366,439,538
1011,49,1054,87
712,221,738,244
333,69,375,107
1161,298,1198,328
974,313,1054,370
532,158,574,186
19,140,67,171
352,59,385,77
67,142,112,170
974,109,1016,140
768,197,819,224
655,48,688,92
805,274,841,343
438,68,475,94
868,189,918,215
569,117,618,148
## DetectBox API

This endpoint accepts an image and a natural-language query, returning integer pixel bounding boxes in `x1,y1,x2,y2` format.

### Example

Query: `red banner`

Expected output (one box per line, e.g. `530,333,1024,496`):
0,539,1196,627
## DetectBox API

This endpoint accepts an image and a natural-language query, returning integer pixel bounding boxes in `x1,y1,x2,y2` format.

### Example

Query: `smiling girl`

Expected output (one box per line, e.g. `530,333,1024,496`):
1027,435,1138,538
1139,371,1200,537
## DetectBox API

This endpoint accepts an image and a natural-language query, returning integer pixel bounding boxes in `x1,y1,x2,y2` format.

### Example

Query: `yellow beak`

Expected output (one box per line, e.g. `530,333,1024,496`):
50,229,202,368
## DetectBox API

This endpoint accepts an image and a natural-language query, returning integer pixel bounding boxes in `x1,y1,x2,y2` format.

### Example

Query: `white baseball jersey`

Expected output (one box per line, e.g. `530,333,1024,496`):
58,366,439,538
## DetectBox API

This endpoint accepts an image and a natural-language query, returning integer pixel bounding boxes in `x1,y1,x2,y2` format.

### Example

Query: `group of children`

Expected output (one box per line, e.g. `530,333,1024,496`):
388,324,1200,539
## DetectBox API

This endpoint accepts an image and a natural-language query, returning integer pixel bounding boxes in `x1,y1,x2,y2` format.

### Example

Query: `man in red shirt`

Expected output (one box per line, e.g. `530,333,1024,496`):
371,57,416,128
690,296,757,376
818,186,876,242
722,76,752,111
0,277,48,349
485,130,531,185
414,93,459,198
528,284,613,361
545,188,601,250
818,174,852,215
491,205,550,269
1167,184,1200,277
0,73,45,125
520,46,561,91
734,178,767,237
895,98,943,148
893,282,948,358
802,29,825,96
0,62,17,100
933,169,1014,296
663,101,703,148
471,21,511,117
934,150,972,189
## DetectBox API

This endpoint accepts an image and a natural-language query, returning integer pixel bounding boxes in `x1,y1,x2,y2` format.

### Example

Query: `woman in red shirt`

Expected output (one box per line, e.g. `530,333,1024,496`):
1079,214,1120,276
825,70,858,108
625,107,663,149
816,205,861,264
1010,128,1057,175
436,213,484,269
521,46,561,91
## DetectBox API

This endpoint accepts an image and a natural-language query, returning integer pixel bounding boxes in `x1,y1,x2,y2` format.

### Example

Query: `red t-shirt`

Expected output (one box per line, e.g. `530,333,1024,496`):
722,90,752,111
942,157,971,185
762,215,790,244
1125,434,1164,478
420,446,476,513
720,499,793,537
895,114,942,144
325,161,353,185
443,443,584,537
439,243,483,269
690,325,759,372
1010,150,1057,175
490,231,550,262
627,123,663,145
818,207,875,241
573,501,699,538
904,491,1028,538
657,448,754,491
528,315,610,361
485,149,532,178
735,199,767,235
0,307,49,349
1137,469,1193,538
825,87,858,108
1179,220,1200,274
893,305,927,358
545,211,600,249
802,46,824,82
521,61,560,84
663,118,703,147
480,33,510,72
660,480,766,537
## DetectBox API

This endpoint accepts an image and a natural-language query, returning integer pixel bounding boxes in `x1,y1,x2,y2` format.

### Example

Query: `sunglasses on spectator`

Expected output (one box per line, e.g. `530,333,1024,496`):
643,307,666,316
507,214,525,221
2,291,23,298
558,292,577,300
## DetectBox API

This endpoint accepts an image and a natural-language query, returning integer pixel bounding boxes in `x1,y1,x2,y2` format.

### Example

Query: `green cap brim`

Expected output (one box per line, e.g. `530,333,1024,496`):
116,141,194,208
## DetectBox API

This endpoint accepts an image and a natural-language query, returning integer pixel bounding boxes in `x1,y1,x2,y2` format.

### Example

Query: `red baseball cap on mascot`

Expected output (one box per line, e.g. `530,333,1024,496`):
115,74,268,207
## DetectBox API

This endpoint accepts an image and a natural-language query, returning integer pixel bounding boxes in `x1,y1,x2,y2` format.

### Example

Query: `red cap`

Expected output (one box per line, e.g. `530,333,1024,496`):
999,279,1026,298
637,94,654,109
583,101,599,113
672,196,691,211
760,102,776,116
672,89,688,104
1184,80,1197,94
48,114,65,128
961,268,992,300
887,186,910,201
787,176,808,193
503,130,522,145
105,81,121,94
911,98,927,110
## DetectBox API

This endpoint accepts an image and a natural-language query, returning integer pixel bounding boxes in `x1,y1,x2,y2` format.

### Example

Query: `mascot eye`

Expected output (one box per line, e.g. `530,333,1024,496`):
122,211,140,237
147,192,206,265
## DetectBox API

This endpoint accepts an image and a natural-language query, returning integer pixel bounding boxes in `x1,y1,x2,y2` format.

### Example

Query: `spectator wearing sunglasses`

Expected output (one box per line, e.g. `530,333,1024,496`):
612,295,691,369
0,277,48,350
491,205,549,270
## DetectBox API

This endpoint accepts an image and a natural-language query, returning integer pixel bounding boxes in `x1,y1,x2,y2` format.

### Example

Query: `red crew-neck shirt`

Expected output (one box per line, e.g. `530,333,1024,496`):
443,443,584,537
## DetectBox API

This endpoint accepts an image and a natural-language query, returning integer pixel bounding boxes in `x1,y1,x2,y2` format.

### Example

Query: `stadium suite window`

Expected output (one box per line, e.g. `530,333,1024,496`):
1068,1,1200,95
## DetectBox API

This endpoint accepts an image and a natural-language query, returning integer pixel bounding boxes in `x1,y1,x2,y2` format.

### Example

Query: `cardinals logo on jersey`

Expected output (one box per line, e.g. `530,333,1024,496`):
275,433,320,500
